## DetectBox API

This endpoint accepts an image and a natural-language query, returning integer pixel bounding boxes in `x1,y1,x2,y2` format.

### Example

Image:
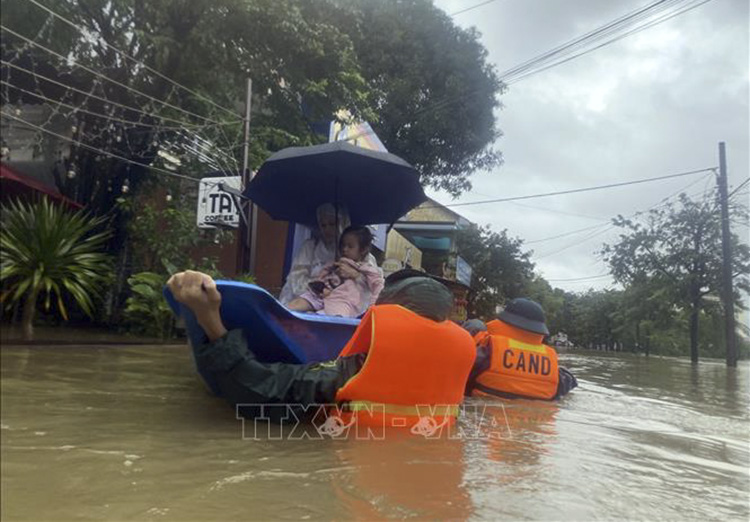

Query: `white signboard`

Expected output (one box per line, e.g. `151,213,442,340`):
197,176,242,229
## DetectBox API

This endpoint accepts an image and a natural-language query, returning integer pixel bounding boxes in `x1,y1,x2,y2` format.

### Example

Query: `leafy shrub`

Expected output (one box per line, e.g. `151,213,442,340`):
0,198,113,339
123,272,175,339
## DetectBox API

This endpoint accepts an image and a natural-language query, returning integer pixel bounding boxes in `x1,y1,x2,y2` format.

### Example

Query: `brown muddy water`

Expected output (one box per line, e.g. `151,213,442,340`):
1,344,748,521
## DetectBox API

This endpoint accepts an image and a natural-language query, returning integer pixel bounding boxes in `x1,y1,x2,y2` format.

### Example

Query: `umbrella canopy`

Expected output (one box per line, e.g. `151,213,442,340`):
245,141,426,226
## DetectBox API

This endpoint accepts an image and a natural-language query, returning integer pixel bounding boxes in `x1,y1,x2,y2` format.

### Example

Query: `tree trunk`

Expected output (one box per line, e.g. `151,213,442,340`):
635,322,641,353
21,288,39,341
105,233,131,324
689,300,700,365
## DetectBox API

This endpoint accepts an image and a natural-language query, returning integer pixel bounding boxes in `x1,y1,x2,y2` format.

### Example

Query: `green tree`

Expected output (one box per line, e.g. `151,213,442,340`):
457,224,534,319
339,0,503,196
525,276,568,335
0,199,113,340
564,289,623,350
602,193,750,363
1,0,374,211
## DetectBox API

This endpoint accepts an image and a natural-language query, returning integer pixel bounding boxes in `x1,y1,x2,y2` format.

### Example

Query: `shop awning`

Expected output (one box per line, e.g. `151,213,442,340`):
0,162,83,209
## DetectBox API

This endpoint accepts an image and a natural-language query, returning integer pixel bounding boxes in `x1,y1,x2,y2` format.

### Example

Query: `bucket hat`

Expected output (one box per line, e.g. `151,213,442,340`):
498,298,549,335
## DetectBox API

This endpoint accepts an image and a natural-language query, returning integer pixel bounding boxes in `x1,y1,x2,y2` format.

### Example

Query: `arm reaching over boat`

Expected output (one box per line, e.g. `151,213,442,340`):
166,271,226,341
168,269,475,427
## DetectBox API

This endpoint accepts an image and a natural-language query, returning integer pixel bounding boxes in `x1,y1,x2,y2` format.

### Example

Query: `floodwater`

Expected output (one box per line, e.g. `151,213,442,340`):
1,345,748,521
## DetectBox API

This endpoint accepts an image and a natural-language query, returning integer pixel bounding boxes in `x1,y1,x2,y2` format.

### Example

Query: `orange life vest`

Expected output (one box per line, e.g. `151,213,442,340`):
472,319,559,400
334,304,476,429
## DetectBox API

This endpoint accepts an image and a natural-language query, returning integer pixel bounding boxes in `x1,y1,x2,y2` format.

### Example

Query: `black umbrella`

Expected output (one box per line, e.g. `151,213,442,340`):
244,141,426,226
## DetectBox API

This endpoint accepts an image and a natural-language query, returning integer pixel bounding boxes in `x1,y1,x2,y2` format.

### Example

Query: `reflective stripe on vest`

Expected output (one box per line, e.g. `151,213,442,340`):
335,304,476,427
345,400,460,417
474,330,559,400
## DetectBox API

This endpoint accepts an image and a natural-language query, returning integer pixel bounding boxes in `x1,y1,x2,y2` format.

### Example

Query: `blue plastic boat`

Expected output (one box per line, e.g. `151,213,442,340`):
164,281,360,395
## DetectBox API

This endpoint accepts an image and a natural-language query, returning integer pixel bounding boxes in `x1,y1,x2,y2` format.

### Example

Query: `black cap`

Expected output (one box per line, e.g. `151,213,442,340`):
461,319,487,336
384,268,431,285
498,298,549,335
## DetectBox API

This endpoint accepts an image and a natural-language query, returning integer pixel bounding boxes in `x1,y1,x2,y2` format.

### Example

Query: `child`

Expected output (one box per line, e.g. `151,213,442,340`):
288,226,384,317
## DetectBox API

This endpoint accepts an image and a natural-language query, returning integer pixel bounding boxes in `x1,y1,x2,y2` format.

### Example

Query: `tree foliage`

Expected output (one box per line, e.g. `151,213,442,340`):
456,224,534,319
123,271,176,339
600,193,750,362
338,0,503,195
1,0,375,213
2,0,502,205
2,0,504,322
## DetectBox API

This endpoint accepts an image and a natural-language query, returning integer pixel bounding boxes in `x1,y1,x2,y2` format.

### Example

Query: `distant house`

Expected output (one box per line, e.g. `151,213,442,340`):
0,103,80,208
384,198,474,322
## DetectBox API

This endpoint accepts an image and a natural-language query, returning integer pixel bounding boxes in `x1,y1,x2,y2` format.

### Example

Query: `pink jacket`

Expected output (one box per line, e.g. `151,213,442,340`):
319,258,384,317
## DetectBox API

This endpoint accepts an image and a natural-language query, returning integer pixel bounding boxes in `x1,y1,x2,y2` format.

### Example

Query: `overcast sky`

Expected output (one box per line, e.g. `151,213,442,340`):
429,0,749,298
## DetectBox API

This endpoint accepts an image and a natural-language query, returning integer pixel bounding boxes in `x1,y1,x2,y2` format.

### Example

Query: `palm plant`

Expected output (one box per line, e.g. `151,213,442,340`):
0,198,113,340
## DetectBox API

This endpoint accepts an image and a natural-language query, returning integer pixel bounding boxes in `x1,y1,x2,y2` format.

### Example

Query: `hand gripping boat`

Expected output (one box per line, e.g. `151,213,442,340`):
164,281,360,395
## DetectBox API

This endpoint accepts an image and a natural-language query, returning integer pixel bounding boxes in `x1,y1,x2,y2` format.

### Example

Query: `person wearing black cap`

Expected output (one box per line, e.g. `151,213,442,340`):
167,268,475,422
464,298,577,400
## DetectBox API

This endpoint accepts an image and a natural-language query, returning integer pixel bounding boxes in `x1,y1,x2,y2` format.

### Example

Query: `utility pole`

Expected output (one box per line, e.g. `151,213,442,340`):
717,142,737,368
236,78,255,275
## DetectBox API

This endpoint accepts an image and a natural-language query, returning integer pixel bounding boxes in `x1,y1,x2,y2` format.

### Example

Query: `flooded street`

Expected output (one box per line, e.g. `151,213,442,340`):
1,345,748,521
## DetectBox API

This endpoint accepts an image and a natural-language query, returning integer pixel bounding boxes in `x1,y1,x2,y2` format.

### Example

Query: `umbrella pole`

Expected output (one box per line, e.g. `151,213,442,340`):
335,177,340,259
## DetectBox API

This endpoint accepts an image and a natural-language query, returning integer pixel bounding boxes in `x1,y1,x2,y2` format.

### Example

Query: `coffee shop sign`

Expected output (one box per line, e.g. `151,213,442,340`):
197,176,241,229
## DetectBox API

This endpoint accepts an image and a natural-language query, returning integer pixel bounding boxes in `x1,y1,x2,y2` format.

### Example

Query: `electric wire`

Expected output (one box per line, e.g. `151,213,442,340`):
1,61,228,128
525,222,611,244
1,111,200,182
545,274,612,282
0,80,212,131
504,0,712,84
434,167,714,209
499,0,680,82
1,70,240,175
533,174,715,259
450,0,501,17
0,25,223,124
525,171,715,245
410,0,711,121
508,200,607,221
21,0,242,120
728,178,750,199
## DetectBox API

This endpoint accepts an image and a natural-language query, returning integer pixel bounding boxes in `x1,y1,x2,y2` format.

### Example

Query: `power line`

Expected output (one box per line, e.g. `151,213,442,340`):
21,0,241,120
1,77,240,174
502,0,712,85
546,273,612,282
535,224,615,260
728,178,750,199
508,200,607,221
436,167,715,209
450,0,501,17
499,0,679,82
411,0,710,121
532,175,714,258
525,222,610,244
1,111,200,183
1,61,228,129
0,25,222,124
508,0,713,84
2,64,241,172
0,80,207,131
